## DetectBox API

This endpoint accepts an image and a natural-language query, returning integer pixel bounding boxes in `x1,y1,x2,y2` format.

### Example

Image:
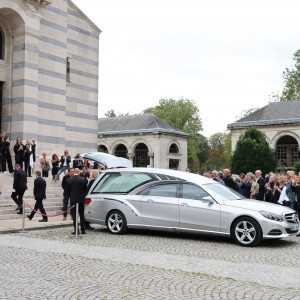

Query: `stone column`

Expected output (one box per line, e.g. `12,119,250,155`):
127,152,134,166
148,152,154,168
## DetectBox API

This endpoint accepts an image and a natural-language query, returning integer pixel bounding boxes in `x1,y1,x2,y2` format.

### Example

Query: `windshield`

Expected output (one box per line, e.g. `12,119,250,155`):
92,172,155,194
203,183,245,201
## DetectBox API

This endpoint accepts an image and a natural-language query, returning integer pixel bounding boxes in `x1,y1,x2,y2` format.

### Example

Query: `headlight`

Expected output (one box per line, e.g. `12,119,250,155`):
260,211,283,222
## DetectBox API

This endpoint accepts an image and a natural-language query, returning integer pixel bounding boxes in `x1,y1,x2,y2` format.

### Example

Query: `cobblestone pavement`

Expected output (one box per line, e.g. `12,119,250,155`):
0,226,300,299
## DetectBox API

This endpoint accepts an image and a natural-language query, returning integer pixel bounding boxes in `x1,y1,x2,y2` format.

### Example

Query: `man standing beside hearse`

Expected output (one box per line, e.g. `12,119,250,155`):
66,168,87,235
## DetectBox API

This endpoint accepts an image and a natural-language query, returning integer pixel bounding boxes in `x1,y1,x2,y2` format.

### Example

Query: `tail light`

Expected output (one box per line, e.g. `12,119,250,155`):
85,198,91,206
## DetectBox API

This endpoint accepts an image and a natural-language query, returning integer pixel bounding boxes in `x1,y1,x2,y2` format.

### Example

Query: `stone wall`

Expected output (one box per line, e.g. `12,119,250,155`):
99,133,188,171
0,0,100,161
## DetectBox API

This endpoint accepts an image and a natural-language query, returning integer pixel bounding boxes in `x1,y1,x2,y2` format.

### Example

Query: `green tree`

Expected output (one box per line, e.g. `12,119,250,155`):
145,98,206,170
105,109,129,117
105,109,117,117
194,134,210,170
271,49,300,101
223,132,232,163
231,128,277,175
294,161,300,174
206,132,230,170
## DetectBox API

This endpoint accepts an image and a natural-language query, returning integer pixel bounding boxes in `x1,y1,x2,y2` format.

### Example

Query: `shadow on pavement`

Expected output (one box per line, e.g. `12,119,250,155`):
93,225,299,248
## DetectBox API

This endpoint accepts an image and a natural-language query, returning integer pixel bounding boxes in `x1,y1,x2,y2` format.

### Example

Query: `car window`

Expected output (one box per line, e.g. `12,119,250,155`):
203,183,245,200
155,174,169,180
92,172,155,194
182,184,208,200
155,174,183,181
147,184,178,198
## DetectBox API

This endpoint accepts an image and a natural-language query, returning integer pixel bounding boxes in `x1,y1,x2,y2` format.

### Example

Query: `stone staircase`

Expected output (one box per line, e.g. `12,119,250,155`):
0,173,65,220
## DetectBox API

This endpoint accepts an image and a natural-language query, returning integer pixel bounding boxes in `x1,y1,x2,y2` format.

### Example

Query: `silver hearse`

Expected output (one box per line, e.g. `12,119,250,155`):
83,154,299,247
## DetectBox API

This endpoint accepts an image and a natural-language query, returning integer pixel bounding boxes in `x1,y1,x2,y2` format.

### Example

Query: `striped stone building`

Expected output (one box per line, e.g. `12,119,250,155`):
0,0,100,158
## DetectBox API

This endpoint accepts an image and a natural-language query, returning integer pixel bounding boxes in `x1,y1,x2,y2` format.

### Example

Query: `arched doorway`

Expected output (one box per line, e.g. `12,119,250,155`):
98,145,108,153
0,7,27,135
114,144,128,158
133,143,149,167
276,135,300,170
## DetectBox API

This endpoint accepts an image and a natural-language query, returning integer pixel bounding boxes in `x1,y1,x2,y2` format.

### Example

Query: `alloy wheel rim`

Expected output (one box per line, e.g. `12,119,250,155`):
108,213,123,233
235,221,256,244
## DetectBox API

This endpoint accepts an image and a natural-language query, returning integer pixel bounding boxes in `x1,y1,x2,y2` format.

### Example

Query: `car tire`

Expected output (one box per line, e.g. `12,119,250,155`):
106,210,127,235
231,217,262,247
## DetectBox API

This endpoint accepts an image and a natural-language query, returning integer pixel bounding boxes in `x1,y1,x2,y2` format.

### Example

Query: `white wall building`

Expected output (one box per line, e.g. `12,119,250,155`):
228,101,300,172
98,114,189,171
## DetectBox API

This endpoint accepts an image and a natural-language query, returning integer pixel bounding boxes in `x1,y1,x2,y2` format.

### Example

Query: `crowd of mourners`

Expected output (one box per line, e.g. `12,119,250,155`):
198,168,300,215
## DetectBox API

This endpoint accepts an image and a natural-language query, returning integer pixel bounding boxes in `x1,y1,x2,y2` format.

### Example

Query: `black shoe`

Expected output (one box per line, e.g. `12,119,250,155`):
39,219,48,222
15,206,22,211
85,225,94,230
71,231,80,235
81,230,86,234
17,210,23,214
27,215,32,220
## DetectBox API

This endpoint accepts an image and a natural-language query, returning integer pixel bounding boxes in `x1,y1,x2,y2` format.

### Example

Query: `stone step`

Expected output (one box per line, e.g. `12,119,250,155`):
0,209,71,220
0,205,64,215
0,200,62,206
0,196,62,201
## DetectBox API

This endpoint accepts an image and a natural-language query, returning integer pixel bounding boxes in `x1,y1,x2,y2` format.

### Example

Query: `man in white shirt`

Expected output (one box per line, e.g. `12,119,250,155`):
255,170,265,200
54,150,71,183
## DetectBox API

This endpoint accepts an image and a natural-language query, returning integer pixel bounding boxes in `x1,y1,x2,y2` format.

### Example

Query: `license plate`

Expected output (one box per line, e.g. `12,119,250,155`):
291,225,299,231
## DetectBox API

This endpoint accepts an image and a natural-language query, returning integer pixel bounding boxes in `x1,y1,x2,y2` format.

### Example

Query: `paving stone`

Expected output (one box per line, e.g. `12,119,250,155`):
0,226,299,299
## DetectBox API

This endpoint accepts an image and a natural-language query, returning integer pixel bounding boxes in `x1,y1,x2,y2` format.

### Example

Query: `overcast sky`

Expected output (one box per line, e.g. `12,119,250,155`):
72,0,300,137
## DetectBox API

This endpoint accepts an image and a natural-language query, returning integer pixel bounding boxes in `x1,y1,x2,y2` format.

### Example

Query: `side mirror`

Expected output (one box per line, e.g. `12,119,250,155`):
202,196,215,204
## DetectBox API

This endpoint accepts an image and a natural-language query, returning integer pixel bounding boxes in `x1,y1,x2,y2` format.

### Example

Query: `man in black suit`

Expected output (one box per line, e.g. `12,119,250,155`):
11,164,27,214
54,150,71,183
31,138,36,173
5,135,13,173
223,169,238,191
66,168,88,234
27,171,48,222
61,168,74,221
241,173,252,198
255,170,265,200
0,131,8,172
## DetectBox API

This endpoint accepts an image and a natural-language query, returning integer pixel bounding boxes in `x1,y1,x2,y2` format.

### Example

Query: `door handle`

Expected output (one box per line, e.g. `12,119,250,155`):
147,199,154,203
181,203,188,207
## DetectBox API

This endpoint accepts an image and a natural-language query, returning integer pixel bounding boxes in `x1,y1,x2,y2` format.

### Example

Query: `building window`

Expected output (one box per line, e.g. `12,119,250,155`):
291,145,300,165
276,145,288,167
66,57,71,82
115,144,128,158
98,145,108,153
169,159,179,170
276,135,300,169
0,29,3,60
169,143,179,154
133,143,149,167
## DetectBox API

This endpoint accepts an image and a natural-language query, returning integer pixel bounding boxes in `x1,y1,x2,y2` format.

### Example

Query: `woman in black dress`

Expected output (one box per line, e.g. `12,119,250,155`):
14,137,24,167
51,154,59,180
24,143,32,177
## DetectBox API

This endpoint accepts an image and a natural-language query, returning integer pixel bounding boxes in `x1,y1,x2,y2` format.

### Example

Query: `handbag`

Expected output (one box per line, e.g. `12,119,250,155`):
278,186,289,205
44,161,50,172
